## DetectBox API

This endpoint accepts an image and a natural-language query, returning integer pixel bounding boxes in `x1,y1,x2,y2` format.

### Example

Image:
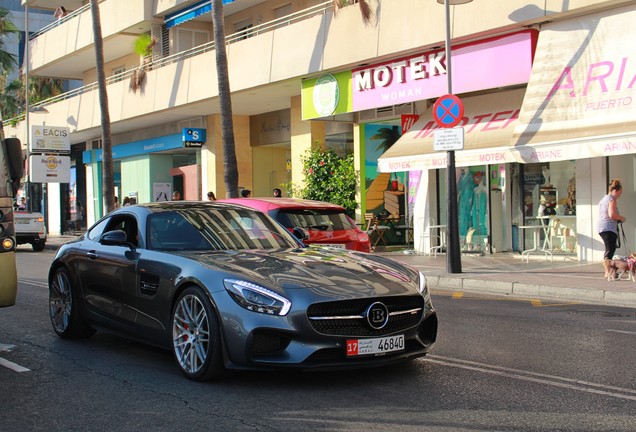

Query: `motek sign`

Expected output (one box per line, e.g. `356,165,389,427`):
352,31,535,112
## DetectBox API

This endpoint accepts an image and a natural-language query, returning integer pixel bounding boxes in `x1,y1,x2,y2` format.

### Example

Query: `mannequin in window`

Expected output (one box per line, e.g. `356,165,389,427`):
457,168,475,236
471,173,487,236
542,166,552,187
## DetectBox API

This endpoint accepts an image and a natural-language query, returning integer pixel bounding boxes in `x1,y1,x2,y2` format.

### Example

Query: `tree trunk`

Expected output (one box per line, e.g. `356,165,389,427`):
212,0,239,198
90,1,115,213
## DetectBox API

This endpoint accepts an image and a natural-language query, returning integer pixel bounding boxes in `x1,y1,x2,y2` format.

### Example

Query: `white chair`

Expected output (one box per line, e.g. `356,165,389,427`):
418,217,442,256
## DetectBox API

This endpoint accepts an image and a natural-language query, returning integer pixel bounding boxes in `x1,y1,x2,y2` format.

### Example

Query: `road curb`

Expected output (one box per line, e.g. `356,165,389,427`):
431,278,636,308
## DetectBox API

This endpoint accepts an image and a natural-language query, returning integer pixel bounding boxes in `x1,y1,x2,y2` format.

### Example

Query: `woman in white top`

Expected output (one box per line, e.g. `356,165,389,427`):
597,179,626,278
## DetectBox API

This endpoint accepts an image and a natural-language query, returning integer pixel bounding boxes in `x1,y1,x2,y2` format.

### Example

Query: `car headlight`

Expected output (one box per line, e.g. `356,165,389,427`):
224,279,291,316
418,271,431,302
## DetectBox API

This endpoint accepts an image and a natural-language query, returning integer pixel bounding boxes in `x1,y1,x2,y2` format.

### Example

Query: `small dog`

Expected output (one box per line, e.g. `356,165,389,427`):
607,253,636,282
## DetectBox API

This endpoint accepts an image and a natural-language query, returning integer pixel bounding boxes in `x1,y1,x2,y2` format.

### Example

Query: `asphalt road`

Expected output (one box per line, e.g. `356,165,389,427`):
1,246,635,432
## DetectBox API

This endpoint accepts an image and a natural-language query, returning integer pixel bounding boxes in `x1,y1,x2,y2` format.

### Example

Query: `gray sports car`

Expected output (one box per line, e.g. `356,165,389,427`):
48,202,437,381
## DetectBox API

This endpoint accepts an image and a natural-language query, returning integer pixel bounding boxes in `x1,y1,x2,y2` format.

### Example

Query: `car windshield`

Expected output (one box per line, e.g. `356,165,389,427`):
147,207,299,251
276,209,355,231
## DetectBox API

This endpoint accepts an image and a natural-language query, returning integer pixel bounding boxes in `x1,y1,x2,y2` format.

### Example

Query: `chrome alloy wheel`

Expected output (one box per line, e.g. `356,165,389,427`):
49,269,72,334
172,293,211,374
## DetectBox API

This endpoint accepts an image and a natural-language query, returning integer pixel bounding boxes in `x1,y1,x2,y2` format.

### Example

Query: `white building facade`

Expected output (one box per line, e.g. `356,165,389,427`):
5,0,636,263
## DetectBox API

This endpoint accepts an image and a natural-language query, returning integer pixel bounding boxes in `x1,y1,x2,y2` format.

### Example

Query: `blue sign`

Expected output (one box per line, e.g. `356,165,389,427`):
82,133,183,164
182,128,207,147
432,94,464,128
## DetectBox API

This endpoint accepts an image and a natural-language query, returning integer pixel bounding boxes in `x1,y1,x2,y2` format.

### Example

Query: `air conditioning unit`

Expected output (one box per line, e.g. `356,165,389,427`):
358,103,415,122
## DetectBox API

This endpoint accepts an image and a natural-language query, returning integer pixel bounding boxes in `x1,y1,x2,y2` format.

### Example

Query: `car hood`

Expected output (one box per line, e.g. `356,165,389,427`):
178,247,420,299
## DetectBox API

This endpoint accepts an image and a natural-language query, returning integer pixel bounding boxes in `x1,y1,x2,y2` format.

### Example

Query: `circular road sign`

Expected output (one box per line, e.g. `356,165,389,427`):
433,94,464,128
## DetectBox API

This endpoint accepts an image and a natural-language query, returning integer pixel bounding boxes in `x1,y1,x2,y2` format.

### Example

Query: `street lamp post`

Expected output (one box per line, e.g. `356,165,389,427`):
437,0,472,274
24,4,49,213
24,3,31,212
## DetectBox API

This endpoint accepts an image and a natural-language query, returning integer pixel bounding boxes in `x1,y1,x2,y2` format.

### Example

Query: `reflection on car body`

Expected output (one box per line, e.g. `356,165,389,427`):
48,201,437,381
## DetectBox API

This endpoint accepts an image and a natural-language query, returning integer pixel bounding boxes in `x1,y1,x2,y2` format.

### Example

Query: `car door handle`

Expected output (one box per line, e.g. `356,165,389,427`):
86,251,98,259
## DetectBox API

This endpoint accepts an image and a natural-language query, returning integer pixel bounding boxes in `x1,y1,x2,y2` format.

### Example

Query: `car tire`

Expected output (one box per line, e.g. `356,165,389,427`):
32,240,46,252
49,267,95,339
171,286,224,381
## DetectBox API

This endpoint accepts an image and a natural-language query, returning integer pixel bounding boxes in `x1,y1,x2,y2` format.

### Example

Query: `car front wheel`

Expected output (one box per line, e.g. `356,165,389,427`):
49,267,95,338
172,286,224,381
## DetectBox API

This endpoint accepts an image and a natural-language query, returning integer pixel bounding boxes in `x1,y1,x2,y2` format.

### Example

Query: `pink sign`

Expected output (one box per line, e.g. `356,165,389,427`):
352,31,536,112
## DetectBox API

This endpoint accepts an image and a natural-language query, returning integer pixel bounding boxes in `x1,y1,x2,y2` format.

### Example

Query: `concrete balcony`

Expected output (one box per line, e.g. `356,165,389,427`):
28,1,156,79
11,0,626,145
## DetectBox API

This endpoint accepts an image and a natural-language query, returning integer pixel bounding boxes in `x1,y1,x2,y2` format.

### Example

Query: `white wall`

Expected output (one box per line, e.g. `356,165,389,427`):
46,183,61,235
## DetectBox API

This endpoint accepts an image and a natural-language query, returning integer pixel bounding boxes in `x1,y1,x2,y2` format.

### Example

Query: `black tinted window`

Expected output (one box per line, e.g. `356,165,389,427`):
276,209,355,231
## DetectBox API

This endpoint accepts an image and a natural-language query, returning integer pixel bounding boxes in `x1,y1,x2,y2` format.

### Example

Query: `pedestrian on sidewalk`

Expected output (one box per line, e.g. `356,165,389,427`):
597,178,626,278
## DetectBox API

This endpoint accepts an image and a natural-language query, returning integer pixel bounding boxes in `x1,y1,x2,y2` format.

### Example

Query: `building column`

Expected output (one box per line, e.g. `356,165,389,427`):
290,95,324,193
205,114,252,198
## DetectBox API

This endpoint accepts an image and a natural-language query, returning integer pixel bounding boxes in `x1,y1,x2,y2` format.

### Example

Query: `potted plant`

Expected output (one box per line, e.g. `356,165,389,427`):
129,34,156,93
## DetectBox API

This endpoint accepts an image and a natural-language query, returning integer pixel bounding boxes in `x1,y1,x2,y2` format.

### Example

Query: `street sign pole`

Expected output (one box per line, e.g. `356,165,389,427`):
443,0,462,274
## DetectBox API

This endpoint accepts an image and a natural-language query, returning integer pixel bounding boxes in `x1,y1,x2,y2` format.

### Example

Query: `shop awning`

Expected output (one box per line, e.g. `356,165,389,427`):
378,89,525,172
165,0,235,29
509,4,636,163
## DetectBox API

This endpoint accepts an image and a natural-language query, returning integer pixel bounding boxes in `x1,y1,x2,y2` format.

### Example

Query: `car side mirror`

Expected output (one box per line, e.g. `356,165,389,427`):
292,227,309,241
101,230,131,247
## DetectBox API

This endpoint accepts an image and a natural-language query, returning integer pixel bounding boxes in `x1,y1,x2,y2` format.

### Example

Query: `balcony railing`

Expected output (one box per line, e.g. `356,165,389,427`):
30,3,91,40
12,1,332,121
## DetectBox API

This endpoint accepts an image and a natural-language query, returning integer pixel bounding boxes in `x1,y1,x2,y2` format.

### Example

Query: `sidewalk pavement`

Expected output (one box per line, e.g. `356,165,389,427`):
43,235,636,309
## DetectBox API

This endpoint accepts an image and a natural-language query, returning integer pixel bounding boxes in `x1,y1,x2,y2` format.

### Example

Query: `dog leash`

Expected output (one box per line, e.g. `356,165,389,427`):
618,222,631,255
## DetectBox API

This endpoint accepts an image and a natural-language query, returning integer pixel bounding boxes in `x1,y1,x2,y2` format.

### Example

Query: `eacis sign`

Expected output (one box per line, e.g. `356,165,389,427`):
30,125,71,154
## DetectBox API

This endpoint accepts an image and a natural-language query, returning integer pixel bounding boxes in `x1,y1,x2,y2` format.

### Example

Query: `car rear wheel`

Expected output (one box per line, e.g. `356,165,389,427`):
32,240,46,252
49,267,95,338
172,287,224,381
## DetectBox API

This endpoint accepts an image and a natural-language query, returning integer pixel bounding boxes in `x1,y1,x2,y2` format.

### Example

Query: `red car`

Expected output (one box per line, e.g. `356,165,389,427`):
219,197,371,252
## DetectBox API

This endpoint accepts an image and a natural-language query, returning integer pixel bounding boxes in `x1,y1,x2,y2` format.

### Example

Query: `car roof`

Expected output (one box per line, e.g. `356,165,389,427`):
218,197,346,212
114,201,255,214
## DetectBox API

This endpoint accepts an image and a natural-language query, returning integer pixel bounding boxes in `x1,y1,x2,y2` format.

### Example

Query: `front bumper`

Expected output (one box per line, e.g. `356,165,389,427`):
218,300,438,371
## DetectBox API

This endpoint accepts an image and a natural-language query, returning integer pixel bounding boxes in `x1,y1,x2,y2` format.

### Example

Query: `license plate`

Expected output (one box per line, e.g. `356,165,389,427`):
346,335,404,357
322,243,345,249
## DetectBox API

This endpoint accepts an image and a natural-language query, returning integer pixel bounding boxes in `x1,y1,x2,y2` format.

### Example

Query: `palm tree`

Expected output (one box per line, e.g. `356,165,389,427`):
90,1,115,213
29,76,64,101
0,7,18,74
0,77,21,118
212,0,239,198
333,0,373,24
370,125,401,153
129,33,156,93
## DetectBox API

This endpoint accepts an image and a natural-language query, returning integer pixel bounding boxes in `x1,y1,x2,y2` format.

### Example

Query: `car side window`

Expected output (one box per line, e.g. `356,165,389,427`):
148,213,207,250
104,215,139,247
86,218,110,241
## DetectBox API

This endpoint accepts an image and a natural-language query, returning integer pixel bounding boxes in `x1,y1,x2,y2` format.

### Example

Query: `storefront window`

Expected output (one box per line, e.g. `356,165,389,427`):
457,167,488,252
521,161,577,253
523,161,576,219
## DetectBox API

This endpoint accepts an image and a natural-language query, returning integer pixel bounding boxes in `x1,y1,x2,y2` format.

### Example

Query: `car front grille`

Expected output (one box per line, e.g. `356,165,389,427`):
307,295,424,337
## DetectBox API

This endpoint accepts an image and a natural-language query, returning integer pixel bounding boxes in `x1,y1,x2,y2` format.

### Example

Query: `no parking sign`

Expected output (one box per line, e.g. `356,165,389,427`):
433,94,464,128
433,94,465,151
